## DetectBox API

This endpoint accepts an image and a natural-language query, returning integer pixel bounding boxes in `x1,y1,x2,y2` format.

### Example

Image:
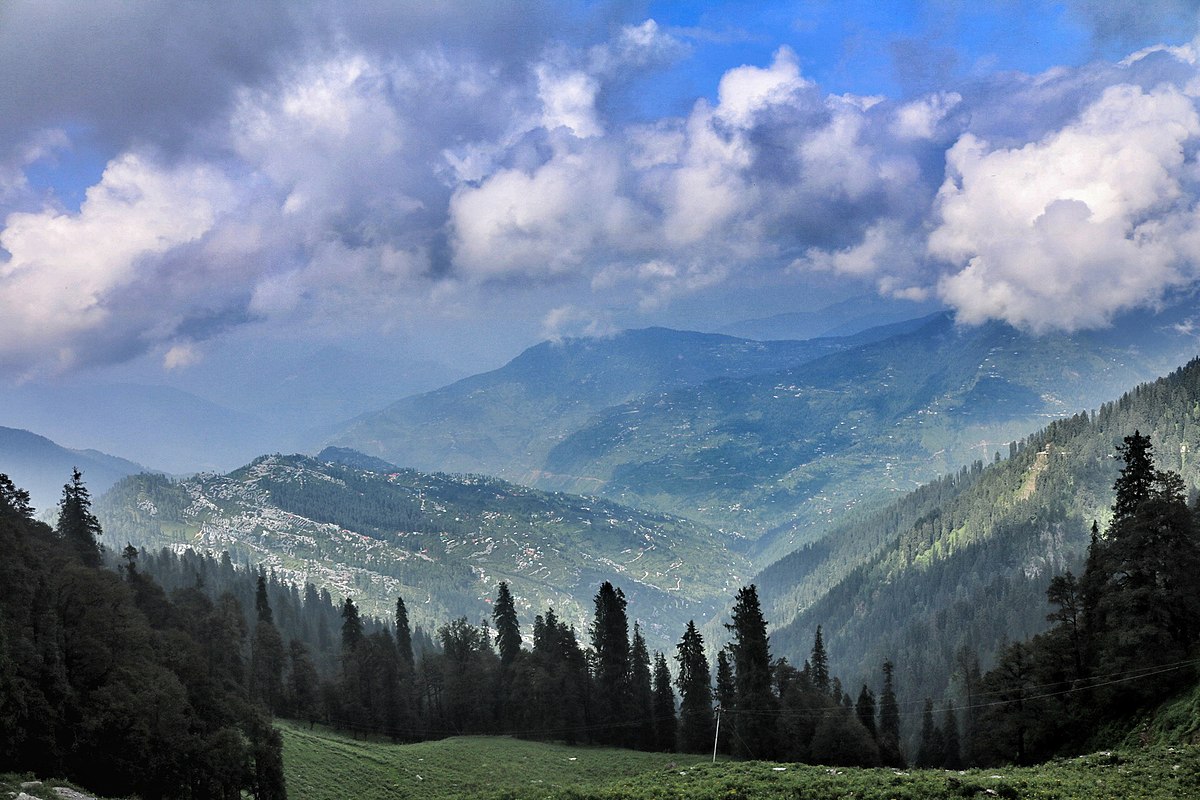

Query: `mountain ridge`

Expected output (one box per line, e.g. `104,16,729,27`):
0,425,148,516
96,449,751,654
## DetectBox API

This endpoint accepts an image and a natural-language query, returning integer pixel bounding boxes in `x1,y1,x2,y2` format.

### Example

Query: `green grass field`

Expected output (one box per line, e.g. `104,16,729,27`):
280,722,1200,799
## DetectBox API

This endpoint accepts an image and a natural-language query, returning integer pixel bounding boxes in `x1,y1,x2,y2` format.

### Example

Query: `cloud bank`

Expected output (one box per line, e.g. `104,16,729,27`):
2,1,1200,377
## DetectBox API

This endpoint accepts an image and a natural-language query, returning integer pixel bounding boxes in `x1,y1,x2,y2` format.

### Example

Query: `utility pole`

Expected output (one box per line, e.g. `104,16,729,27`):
712,705,721,764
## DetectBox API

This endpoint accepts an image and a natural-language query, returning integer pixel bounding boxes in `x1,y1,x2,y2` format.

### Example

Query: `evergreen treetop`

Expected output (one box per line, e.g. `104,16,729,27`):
57,467,102,567
493,581,522,667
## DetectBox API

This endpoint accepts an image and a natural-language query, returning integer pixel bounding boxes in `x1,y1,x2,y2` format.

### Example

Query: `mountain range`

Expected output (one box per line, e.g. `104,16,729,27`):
333,302,1200,567
0,425,146,515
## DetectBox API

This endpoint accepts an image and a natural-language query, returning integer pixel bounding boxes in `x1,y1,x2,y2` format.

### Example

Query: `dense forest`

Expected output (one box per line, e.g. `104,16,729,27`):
0,471,285,799
131,545,904,766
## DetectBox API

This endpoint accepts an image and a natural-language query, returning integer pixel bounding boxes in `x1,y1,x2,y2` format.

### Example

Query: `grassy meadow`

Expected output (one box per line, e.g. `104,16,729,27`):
279,721,1200,799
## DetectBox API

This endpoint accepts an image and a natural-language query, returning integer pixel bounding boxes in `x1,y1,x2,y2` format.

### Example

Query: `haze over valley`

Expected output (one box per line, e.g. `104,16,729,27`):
7,2,1200,798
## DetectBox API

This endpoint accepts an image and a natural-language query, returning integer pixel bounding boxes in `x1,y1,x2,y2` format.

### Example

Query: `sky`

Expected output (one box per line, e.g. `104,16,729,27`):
3,0,1200,439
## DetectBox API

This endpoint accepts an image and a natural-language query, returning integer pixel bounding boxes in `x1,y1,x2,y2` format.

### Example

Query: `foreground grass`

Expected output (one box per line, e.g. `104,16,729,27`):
280,721,1200,799
281,722,681,799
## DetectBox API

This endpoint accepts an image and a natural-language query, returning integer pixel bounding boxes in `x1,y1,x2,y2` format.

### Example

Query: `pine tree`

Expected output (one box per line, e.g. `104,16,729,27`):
809,625,830,694
726,585,776,759
855,684,877,740
1112,431,1156,523
493,582,522,667
652,652,677,752
395,596,414,673
255,572,274,624
714,649,736,755
675,620,713,753
56,468,102,566
629,623,656,750
590,581,631,746
250,581,285,713
877,660,904,767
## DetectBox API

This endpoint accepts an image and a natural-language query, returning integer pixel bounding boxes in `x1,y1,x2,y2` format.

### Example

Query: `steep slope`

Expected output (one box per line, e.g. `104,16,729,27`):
326,323,925,482
0,425,147,515
96,449,750,653
544,306,1200,564
760,356,1200,710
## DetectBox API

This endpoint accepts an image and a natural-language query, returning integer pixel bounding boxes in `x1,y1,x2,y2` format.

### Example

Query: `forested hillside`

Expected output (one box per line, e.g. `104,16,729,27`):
96,449,749,652
328,324,919,482
0,473,284,798
545,309,1200,564
761,356,1200,724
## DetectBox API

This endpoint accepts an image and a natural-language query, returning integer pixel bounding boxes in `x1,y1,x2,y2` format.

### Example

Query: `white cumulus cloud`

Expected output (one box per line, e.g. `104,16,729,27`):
930,82,1200,331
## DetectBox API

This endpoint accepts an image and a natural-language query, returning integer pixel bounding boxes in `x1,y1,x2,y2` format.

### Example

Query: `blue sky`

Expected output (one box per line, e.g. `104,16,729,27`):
1,0,1200,455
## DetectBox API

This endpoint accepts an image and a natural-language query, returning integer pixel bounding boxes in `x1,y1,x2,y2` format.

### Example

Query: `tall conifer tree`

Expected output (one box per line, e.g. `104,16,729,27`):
809,625,829,694
493,582,522,667
395,595,414,672
726,585,775,759
652,651,677,752
675,620,713,753
877,660,904,767
629,623,656,750
714,650,736,755
590,581,631,745
57,468,102,567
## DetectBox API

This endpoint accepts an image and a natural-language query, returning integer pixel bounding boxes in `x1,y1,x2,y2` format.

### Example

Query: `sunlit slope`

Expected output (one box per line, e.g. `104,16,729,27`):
761,357,1200,706
96,449,749,651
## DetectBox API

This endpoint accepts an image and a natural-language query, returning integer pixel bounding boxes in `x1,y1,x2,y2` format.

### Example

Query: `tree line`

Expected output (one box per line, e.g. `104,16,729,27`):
226,568,911,767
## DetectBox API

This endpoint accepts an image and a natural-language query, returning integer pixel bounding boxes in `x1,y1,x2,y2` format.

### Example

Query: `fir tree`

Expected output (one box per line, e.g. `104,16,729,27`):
629,623,656,750
287,639,320,728
915,697,945,768
809,625,830,694
493,581,522,667
877,660,904,767
726,585,776,759
855,684,877,740
1112,431,1156,523
0,474,33,520
714,649,736,755
250,587,285,713
395,595,414,673
675,620,713,753
652,651,677,752
255,572,274,624
590,581,631,746
56,468,102,566
341,597,362,652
